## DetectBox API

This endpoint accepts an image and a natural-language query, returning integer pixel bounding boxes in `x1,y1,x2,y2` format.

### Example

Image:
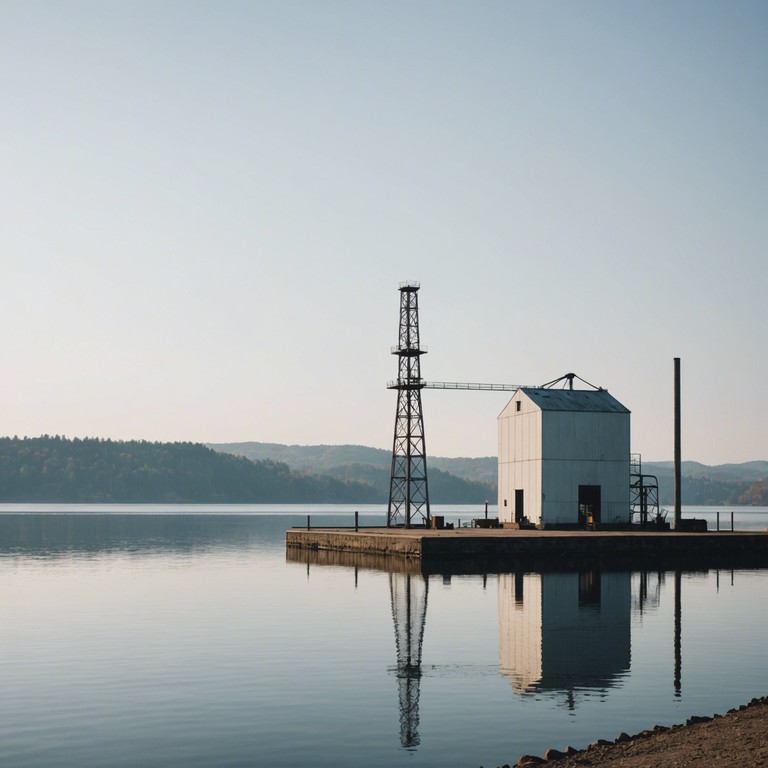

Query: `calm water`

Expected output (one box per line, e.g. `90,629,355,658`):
0,504,766,768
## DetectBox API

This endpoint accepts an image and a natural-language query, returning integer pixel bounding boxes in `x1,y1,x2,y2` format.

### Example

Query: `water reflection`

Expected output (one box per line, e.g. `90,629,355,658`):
0,513,277,557
290,548,731,747
389,573,428,748
2,512,765,768
286,546,422,575
674,569,682,698
498,570,631,700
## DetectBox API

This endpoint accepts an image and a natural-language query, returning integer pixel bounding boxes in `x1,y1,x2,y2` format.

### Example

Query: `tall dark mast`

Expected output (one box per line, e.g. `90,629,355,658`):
387,282,430,528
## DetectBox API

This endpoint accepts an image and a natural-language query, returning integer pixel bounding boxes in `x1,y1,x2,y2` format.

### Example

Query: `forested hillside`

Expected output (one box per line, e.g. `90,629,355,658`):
0,436,378,503
1,437,762,505
210,442,768,506
643,461,768,505
210,442,497,486
0,436,495,504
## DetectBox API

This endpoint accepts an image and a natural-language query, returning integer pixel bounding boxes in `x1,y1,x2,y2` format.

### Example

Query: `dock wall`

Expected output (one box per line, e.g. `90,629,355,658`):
286,528,422,557
286,528,768,572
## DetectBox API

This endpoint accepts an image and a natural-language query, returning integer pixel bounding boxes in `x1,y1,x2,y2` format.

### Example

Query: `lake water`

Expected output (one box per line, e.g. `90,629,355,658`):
0,504,766,768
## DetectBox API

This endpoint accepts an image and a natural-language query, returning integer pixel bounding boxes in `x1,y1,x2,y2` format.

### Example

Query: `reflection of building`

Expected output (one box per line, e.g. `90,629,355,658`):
499,571,631,699
498,387,630,527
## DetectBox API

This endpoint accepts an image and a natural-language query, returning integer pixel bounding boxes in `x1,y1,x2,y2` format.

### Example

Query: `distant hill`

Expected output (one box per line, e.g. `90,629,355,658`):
643,460,768,483
209,442,498,482
0,436,494,504
641,461,768,506
0,436,379,503
209,443,768,506
209,442,393,472
1,436,763,506
208,442,496,503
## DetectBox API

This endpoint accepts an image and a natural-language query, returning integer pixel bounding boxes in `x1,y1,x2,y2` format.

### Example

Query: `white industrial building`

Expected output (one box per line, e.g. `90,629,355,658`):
498,387,630,528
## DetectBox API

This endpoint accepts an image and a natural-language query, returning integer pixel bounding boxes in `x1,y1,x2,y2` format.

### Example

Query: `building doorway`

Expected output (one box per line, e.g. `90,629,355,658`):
514,489,524,524
578,485,601,529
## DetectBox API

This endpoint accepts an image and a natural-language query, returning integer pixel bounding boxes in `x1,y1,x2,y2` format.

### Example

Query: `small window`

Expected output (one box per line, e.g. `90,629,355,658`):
516,401,521,412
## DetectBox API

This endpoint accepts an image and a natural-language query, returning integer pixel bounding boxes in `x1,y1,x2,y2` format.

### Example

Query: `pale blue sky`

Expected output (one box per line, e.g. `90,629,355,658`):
1,1,766,463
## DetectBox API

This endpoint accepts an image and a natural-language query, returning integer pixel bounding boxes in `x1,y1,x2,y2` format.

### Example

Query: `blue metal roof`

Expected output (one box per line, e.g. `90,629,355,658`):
521,388,630,413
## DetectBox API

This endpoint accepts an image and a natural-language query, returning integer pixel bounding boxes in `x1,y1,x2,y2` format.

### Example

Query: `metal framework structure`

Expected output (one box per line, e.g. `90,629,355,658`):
630,453,661,527
385,283,589,527
423,381,535,391
539,372,604,391
387,283,430,527
385,282,619,527
386,374,593,393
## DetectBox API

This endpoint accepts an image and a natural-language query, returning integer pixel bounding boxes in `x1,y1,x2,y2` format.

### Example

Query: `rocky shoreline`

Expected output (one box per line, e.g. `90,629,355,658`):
493,695,768,768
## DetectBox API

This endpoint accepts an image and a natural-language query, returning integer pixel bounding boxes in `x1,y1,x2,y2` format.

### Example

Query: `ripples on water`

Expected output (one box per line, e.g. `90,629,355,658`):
0,505,766,768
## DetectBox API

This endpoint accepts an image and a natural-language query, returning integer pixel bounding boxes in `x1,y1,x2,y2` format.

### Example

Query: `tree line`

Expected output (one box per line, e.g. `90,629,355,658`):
0,436,380,503
0,436,495,504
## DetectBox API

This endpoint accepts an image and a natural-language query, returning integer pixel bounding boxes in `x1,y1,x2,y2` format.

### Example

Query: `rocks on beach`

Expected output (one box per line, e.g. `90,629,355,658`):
492,695,768,768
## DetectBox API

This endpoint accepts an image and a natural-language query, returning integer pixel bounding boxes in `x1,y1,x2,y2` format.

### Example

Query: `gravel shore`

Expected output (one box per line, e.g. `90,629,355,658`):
495,696,768,768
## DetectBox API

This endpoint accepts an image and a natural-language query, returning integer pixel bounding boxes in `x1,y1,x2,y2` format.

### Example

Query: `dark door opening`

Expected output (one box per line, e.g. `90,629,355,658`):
578,570,602,607
514,569,524,604
578,485,601,529
514,489,524,524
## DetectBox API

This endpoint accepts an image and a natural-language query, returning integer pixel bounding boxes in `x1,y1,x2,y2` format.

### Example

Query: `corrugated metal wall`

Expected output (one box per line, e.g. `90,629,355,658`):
541,411,629,525
498,391,543,522
498,392,630,526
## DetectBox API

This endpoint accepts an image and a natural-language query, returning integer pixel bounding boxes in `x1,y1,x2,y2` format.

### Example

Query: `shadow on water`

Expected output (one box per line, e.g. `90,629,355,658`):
289,546,765,751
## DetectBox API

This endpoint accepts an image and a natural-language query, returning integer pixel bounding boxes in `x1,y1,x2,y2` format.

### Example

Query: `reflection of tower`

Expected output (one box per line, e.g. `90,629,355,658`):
390,572,429,748
498,571,631,702
387,283,430,528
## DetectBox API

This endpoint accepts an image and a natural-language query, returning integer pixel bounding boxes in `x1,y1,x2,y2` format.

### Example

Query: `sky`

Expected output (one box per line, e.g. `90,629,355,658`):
1,1,766,464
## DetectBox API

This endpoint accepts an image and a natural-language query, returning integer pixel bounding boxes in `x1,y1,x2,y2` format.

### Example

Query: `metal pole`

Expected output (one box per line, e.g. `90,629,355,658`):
731,511,734,531
485,500,488,520
717,512,720,532
307,514,311,531
674,358,682,531
355,510,359,531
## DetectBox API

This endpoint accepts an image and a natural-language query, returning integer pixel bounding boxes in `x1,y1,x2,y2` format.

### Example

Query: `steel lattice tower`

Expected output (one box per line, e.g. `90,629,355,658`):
387,282,430,528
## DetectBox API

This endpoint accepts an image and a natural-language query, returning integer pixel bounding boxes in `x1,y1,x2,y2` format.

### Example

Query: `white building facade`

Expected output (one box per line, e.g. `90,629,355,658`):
498,388,630,528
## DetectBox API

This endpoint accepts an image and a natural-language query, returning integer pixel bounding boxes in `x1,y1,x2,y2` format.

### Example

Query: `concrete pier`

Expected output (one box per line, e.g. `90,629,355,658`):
286,527,768,573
